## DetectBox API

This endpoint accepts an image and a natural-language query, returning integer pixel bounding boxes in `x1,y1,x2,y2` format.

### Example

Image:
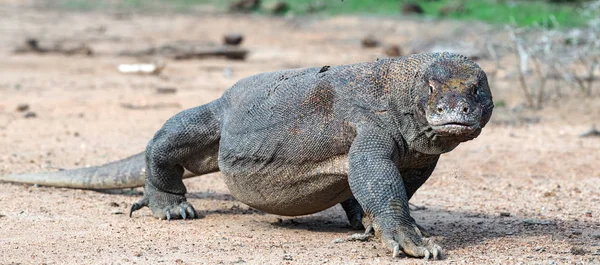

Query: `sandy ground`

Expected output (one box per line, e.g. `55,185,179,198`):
0,2,599,264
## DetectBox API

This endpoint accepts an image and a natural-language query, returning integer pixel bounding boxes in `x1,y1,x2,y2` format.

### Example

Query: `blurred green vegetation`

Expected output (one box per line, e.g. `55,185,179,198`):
58,0,596,28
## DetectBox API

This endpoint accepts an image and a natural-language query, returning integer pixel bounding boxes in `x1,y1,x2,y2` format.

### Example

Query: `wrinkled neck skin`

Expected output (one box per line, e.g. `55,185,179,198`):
382,55,483,155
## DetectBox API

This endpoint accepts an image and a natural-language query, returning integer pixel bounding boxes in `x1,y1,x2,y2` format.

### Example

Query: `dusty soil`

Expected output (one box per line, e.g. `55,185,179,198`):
0,2,599,264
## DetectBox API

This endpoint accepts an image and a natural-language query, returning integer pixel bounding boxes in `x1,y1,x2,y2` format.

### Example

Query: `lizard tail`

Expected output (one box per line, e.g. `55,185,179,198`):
0,153,197,190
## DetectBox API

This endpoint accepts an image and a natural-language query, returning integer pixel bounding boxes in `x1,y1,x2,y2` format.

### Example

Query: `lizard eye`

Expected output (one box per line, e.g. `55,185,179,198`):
428,84,434,95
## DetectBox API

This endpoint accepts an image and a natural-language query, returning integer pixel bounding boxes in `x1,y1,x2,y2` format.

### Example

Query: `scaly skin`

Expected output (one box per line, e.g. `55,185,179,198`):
1,52,493,259
0,153,196,189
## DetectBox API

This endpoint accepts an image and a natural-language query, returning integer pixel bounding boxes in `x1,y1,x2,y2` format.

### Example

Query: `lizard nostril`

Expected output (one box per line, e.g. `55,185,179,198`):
437,107,443,113
462,106,469,113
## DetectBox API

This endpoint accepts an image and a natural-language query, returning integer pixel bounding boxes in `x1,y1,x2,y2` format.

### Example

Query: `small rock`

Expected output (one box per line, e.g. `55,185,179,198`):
361,35,379,48
0,214,5,218
108,202,120,207
383,44,403,57
585,211,592,218
570,247,587,255
229,0,260,12
16,103,29,112
332,238,345,244
111,211,124,215
401,3,424,15
23,111,37,118
156,87,178,94
499,212,511,217
534,246,546,253
283,254,293,261
571,231,582,235
232,258,246,264
224,33,244,46
265,1,289,14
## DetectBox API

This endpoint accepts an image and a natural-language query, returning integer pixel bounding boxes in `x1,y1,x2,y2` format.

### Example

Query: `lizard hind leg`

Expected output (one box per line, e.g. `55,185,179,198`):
340,196,365,230
130,102,222,220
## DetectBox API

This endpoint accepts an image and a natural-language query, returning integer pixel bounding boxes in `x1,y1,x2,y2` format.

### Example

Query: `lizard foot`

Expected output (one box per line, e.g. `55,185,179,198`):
348,212,365,230
376,222,442,259
129,186,200,220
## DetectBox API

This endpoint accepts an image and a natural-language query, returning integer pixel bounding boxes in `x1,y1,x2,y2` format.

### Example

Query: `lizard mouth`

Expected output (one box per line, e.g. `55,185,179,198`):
430,122,479,136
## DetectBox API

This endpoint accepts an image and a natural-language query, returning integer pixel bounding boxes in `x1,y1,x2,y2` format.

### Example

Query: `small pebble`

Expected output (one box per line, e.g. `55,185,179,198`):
332,238,345,244
156,87,177,94
23,111,37,118
361,35,379,48
283,254,293,261
224,33,244,46
16,103,29,112
534,246,545,252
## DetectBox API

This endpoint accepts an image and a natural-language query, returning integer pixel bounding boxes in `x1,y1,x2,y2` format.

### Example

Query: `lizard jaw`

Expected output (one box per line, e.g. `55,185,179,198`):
430,122,479,137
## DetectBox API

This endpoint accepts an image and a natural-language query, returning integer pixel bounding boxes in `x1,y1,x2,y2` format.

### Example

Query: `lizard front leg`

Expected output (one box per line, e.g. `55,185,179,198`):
348,126,441,259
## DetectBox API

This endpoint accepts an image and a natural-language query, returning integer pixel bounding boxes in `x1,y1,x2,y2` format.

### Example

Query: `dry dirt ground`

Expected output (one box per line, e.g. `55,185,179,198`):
0,2,599,265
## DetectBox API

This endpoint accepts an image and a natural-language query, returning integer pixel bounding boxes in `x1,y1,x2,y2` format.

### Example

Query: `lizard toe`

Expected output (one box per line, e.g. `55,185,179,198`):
379,224,443,259
129,197,149,218
153,201,201,220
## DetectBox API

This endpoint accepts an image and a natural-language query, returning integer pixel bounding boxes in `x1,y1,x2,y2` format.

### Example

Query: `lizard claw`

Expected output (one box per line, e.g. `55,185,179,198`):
180,208,187,220
379,222,443,259
154,201,200,220
129,197,149,218
185,205,196,219
423,249,431,260
432,245,441,259
392,244,401,258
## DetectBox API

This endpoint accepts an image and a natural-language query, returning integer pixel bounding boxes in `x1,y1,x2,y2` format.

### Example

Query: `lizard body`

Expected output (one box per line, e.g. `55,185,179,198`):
1,52,493,259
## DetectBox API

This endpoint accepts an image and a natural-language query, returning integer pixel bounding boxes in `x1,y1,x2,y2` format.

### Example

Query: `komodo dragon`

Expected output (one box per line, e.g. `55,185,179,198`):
1,52,493,259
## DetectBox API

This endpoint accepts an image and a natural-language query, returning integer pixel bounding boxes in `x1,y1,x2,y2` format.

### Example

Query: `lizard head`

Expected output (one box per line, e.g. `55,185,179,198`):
416,56,493,141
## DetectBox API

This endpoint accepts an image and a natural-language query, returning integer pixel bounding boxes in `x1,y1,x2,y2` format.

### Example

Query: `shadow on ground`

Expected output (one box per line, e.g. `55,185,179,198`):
95,188,599,255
